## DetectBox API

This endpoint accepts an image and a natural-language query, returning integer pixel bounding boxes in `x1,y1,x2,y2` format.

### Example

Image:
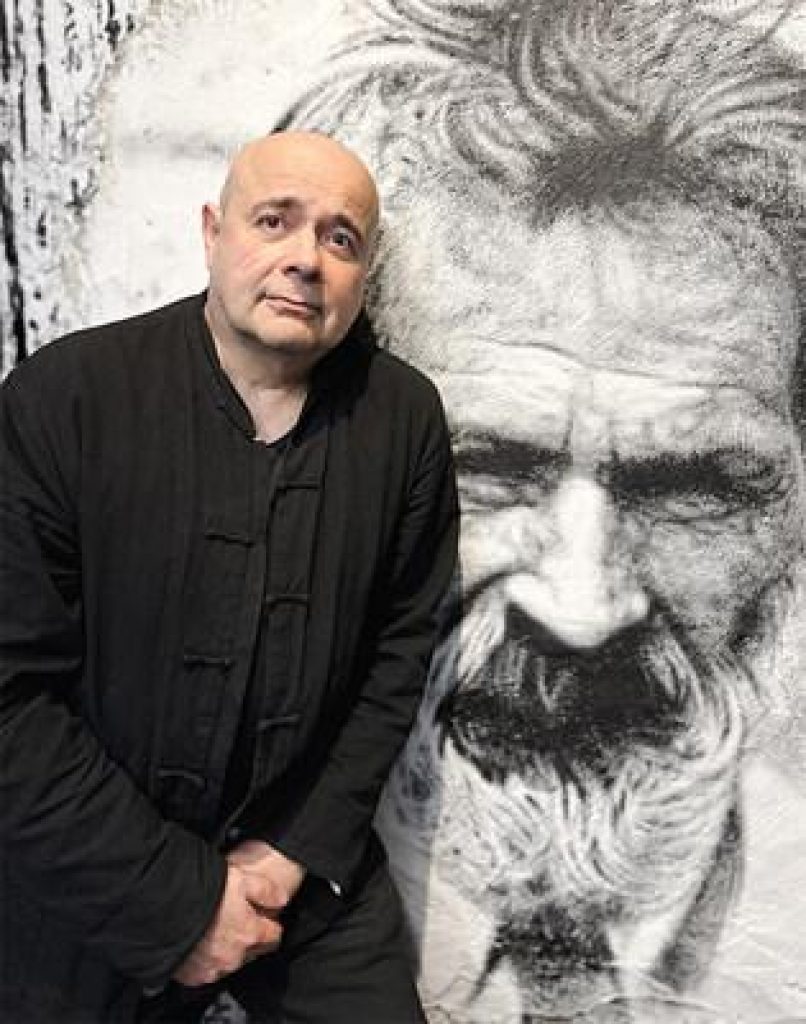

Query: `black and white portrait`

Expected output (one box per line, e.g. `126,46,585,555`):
4,1,805,1021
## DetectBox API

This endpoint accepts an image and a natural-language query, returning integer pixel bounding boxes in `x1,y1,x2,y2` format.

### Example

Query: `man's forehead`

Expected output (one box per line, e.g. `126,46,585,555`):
225,135,379,228
242,171,375,221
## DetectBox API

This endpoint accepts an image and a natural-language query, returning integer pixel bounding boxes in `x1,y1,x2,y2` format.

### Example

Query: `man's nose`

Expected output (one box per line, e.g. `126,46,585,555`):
281,228,321,279
507,475,650,650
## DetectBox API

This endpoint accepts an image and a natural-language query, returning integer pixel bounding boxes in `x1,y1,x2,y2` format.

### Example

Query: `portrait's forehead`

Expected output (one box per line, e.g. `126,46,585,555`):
378,190,798,412
439,365,799,468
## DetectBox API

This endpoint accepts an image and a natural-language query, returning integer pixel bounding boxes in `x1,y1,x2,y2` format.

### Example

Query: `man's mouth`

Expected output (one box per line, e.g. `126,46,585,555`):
262,293,323,316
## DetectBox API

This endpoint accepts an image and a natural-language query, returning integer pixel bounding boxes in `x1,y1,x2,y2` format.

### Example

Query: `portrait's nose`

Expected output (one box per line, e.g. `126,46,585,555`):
508,475,650,650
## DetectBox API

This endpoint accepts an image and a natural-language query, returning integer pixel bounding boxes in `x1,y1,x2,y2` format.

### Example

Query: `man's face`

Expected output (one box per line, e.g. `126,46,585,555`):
202,135,378,363
380,196,803,773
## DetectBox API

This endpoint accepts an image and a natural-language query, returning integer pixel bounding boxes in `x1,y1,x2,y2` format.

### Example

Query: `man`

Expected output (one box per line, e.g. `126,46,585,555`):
0,130,458,1023
278,2,806,1020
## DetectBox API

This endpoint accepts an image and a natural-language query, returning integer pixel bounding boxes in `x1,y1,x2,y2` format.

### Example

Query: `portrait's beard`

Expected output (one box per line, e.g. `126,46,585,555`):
390,569,804,939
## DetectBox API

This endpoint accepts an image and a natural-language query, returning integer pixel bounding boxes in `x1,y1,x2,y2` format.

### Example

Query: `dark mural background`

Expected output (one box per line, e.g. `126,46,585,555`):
3,2,806,1022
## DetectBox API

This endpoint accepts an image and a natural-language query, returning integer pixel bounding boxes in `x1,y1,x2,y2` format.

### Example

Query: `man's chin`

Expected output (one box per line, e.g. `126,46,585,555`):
252,319,320,346
242,322,332,360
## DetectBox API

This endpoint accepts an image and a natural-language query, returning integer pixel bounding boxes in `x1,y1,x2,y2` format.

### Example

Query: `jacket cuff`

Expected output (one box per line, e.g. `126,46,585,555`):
92,827,228,990
266,829,367,895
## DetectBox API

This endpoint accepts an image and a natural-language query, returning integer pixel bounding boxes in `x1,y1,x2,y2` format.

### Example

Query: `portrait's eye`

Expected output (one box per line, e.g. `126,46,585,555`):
454,437,567,514
458,473,520,514
717,449,790,506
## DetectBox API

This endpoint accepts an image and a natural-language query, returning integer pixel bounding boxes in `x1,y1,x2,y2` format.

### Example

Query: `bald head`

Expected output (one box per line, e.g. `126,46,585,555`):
219,131,379,236
202,131,380,377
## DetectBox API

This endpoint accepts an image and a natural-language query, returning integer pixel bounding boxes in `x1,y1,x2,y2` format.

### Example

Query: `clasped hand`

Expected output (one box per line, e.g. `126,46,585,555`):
173,841,307,987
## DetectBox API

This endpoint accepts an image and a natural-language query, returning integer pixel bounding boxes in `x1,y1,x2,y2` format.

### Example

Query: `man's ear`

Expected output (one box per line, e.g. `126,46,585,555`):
201,203,221,269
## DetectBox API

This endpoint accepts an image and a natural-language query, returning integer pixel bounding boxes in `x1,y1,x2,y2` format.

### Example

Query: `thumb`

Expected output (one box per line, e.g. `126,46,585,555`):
241,870,289,914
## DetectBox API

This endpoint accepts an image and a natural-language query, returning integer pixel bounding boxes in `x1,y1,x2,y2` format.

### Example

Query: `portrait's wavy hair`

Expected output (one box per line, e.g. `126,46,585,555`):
277,0,806,424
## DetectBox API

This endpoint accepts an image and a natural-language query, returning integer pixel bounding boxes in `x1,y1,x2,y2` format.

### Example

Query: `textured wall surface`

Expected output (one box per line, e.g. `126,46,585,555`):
1,0,361,370
3,2,806,1022
1,0,147,371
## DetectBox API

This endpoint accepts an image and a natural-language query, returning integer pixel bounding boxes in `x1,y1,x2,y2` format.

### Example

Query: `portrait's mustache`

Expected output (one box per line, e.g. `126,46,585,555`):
436,580,754,782
408,577,756,936
383,570,803,944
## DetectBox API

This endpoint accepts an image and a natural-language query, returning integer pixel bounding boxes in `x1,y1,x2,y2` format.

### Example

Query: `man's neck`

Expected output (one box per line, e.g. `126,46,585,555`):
240,383,308,444
206,312,312,444
220,357,309,444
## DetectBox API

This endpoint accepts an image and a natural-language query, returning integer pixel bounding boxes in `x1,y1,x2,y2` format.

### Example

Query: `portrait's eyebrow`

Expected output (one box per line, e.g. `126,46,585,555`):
453,431,568,478
606,445,791,500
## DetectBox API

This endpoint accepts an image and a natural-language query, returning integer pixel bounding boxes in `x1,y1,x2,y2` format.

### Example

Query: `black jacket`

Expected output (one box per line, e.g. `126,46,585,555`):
0,294,458,1020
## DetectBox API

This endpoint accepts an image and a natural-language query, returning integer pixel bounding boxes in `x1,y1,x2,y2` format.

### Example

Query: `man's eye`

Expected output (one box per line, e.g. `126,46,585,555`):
328,229,357,255
257,213,283,231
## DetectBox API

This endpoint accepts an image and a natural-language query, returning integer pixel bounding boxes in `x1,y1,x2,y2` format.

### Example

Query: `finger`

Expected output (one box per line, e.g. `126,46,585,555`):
245,917,283,959
254,916,283,950
242,871,289,913
174,959,223,988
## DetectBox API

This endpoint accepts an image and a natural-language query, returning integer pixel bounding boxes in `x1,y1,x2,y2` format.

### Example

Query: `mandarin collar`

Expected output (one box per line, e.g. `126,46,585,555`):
192,292,375,440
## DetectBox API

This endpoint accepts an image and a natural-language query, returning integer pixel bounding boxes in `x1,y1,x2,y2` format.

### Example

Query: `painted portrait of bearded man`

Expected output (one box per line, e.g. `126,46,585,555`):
277,1,806,1019
4,0,805,1021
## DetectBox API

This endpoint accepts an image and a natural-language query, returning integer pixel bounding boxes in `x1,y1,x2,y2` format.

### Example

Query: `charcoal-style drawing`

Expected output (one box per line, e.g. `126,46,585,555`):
282,2,806,1020
4,1,805,1022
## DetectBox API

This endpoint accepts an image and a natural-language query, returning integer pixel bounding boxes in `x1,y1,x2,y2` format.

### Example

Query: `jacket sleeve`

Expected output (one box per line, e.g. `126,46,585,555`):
0,363,227,989
269,383,459,890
